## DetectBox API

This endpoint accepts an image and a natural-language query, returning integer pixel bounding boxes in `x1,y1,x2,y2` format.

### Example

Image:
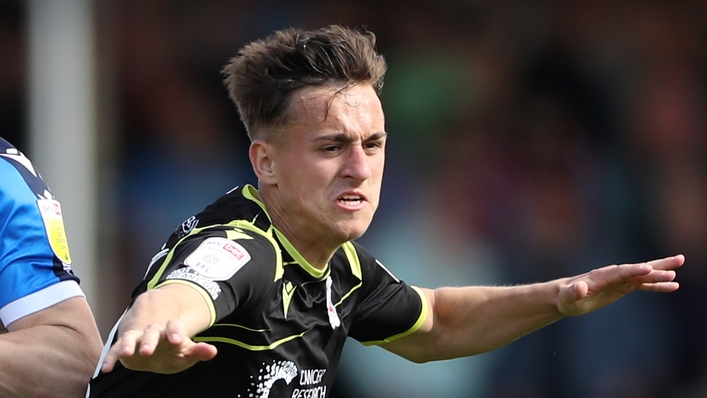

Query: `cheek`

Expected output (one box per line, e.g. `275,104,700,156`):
283,169,326,203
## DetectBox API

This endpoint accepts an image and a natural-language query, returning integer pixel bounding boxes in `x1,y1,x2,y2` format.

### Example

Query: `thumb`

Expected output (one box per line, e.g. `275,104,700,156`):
191,342,218,362
560,280,588,304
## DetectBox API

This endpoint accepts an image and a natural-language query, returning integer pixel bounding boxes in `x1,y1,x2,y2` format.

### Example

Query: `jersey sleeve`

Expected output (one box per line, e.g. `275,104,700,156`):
0,144,83,326
347,242,428,345
142,226,278,326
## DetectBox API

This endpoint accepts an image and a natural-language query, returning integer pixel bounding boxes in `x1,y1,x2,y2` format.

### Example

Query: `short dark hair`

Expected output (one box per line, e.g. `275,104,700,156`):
222,25,387,140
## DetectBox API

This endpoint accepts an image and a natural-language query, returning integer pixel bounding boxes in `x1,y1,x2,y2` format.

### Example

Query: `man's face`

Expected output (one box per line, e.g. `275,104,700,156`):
267,84,386,247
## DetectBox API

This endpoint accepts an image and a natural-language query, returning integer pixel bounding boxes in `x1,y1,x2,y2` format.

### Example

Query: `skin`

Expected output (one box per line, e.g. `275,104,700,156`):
384,256,683,362
0,296,102,397
250,83,386,269
101,82,683,375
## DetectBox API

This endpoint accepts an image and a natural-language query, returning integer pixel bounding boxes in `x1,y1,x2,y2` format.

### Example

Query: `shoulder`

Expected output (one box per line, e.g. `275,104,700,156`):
179,227,278,275
144,222,280,289
330,241,404,287
0,139,50,201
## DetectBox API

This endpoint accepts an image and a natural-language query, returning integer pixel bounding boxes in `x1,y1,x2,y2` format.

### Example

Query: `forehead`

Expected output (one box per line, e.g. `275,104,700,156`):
286,84,384,134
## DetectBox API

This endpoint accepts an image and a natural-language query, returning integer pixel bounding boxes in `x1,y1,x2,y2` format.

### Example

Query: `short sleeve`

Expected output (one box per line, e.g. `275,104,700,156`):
0,148,83,325
146,226,279,325
347,243,428,344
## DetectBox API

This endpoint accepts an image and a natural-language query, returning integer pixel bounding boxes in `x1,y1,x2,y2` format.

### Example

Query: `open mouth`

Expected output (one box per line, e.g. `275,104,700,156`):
338,194,363,206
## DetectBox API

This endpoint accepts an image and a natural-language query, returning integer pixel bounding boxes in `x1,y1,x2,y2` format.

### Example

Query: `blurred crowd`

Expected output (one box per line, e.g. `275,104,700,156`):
2,0,707,397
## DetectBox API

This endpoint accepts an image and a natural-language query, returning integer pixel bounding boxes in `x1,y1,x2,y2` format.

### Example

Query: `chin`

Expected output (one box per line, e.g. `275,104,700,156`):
337,222,371,242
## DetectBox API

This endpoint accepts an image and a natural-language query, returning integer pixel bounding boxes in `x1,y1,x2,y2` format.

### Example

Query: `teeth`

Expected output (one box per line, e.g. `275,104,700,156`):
339,195,362,203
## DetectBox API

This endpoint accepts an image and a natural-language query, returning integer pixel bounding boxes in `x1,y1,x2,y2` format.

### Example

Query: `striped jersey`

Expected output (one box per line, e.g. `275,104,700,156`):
89,184,427,398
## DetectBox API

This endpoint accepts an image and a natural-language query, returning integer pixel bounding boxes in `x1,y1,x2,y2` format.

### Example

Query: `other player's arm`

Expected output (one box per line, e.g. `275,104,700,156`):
101,283,217,374
382,255,683,363
0,296,102,398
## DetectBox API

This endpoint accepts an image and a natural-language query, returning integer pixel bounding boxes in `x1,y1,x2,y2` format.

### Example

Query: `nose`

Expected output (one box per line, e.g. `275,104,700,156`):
341,145,372,181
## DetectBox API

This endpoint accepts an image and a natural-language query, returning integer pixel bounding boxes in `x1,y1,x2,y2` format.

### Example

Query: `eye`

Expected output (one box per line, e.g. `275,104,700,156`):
364,141,383,153
321,145,342,153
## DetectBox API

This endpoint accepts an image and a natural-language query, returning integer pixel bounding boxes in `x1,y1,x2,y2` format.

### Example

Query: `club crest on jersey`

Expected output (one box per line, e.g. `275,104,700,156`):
37,198,72,265
176,216,198,238
184,237,251,280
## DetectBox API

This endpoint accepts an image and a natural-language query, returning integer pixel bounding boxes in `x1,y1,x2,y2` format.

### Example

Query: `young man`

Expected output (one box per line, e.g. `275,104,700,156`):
88,25,683,397
0,137,103,397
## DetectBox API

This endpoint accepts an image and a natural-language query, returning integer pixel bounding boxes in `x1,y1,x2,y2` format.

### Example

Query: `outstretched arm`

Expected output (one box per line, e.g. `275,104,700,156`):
0,296,102,398
383,255,684,363
101,283,218,374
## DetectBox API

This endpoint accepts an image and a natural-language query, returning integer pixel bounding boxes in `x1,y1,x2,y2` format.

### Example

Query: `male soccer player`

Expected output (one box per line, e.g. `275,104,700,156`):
0,137,102,397
88,25,683,397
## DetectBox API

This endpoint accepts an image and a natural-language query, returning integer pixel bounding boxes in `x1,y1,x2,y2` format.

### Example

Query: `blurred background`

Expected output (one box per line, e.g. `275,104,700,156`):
2,0,706,397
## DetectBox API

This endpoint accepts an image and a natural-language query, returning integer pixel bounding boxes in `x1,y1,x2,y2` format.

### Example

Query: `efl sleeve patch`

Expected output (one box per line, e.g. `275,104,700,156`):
165,268,222,300
37,199,72,265
184,237,251,281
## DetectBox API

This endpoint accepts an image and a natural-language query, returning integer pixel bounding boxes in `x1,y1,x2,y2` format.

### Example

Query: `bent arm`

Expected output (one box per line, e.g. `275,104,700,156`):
0,296,102,398
383,255,683,363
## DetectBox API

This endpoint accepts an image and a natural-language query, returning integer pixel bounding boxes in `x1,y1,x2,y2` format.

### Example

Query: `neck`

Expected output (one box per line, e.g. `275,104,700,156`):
257,186,341,270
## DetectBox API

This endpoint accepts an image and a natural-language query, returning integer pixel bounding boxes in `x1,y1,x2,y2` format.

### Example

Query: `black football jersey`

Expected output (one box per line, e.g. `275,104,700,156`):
88,184,426,398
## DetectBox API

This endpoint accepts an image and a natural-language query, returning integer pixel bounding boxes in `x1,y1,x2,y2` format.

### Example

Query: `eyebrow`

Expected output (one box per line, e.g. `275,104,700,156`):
312,132,388,143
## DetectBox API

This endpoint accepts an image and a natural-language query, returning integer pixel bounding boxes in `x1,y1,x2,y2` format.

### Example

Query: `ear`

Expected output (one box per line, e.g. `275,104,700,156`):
249,140,277,185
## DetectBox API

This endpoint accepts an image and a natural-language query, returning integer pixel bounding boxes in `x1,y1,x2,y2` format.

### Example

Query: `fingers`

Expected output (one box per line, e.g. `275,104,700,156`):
102,322,177,373
644,254,685,271
630,269,677,284
101,347,120,373
636,281,680,293
139,323,165,356
166,319,185,345
603,254,684,283
613,263,652,280
191,342,219,362
102,328,144,373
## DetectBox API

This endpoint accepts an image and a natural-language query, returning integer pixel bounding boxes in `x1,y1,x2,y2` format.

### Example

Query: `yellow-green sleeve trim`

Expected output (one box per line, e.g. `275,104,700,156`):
155,279,218,327
361,285,429,346
194,328,311,351
146,231,203,291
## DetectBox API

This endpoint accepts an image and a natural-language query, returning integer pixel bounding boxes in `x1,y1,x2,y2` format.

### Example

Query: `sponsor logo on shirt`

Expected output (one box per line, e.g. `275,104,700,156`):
293,368,327,398
239,360,298,398
237,362,329,398
37,198,72,265
176,216,198,238
184,237,251,280
165,267,222,300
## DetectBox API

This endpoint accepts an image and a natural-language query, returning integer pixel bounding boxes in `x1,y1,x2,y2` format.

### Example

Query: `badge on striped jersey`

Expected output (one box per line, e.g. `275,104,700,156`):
37,199,72,265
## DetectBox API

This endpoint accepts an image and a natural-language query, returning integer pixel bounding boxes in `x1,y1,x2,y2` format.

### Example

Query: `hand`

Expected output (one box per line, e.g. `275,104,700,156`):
557,254,684,317
101,319,218,374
